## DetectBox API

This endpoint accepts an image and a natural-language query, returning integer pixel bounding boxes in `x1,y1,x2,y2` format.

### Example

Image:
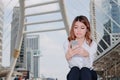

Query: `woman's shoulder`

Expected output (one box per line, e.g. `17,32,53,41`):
90,40,97,47
63,39,70,53
64,39,69,45
92,40,97,44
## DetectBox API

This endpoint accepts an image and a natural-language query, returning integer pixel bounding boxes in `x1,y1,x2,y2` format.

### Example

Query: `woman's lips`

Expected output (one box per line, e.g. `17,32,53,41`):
77,33,81,35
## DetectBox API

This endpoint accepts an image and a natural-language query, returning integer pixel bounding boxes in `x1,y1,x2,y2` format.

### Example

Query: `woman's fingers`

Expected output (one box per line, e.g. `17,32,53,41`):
72,48,80,54
72,45,79,50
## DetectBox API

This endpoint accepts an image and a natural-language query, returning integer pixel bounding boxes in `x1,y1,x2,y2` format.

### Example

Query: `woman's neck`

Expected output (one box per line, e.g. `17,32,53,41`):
76,37,85,45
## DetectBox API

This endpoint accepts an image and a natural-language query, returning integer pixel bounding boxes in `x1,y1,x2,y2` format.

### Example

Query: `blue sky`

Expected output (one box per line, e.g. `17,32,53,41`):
2,0,90,80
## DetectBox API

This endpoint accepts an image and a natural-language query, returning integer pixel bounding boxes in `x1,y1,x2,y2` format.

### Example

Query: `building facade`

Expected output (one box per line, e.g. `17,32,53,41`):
110,0,120,33
11,7,25,69
91,0,120,52
0,0,3,67
110,0,120,45
90,0,120,79
25,35,40,79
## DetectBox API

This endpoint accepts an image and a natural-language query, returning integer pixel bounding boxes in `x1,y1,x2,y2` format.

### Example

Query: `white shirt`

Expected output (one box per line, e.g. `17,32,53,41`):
63,39,97,69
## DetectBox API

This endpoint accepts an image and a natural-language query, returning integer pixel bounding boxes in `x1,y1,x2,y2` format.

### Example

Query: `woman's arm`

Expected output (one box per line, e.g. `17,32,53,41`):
77,41,97,60
65,49,73,60
65,43,79,60
72,47,89,57
65,43,89,60
77,47,89,57
71,41,97,58
65,46,76,60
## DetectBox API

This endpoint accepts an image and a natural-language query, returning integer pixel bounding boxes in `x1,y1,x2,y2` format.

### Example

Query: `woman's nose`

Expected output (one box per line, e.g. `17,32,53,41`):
77,28,81,31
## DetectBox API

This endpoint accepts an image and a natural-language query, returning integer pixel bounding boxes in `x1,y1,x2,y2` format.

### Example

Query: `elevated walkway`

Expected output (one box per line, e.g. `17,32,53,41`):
93,37,120,78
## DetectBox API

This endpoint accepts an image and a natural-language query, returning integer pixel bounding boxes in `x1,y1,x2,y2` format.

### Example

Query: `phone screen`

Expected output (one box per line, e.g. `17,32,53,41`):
71,40,78,48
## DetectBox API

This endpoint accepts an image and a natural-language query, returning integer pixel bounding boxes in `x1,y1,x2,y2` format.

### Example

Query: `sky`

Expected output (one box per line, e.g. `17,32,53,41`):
2,0,90,80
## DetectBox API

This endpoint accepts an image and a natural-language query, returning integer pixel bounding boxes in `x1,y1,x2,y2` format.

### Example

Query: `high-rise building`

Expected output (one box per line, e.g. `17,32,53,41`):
90,0,120,79
110,0,120,44
0,0,3,67
110,0,120,33
11,7,25,69
102,0,120,46
90,0,111,41
91,0,120,52
25,35,40,79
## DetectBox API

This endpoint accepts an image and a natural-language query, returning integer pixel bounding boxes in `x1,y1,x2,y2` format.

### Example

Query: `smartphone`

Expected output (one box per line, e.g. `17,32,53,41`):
71,40,78,48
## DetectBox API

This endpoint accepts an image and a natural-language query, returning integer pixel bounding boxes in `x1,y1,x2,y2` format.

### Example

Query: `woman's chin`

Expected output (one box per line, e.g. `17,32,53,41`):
76,36,84,39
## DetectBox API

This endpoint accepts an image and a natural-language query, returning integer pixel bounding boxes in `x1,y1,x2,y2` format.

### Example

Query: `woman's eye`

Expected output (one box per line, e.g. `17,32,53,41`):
81,26,85,29
74,26,78,29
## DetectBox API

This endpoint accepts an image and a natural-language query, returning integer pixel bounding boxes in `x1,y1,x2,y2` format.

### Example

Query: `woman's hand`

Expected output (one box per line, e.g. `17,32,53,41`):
73,47,89,57
65,44,89,60
65,44,79,60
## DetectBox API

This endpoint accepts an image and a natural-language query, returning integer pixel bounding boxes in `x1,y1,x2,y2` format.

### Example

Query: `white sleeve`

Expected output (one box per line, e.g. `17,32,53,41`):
63,40,69,54
88,41,97,67
89,41,97,60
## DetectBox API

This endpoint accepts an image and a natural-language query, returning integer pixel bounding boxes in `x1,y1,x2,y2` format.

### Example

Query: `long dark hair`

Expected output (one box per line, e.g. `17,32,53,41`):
68,15,92,45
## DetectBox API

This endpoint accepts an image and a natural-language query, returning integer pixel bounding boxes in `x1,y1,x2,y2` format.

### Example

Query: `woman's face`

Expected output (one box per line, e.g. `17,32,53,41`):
73,21,87,39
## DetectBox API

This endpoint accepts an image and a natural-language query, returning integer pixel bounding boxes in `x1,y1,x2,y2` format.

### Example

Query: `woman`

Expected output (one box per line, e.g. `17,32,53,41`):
64,15,97,80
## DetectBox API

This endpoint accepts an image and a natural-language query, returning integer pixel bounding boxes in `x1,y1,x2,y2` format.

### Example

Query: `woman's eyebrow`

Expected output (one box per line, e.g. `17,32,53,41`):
81,25,85,27
74,24,78,26
74,25,78,26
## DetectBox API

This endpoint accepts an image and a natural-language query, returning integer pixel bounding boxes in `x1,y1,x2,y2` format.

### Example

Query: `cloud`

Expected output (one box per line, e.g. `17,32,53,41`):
39,31,68,56
94,0,102,7
40,34,61,52
39,33,69,80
